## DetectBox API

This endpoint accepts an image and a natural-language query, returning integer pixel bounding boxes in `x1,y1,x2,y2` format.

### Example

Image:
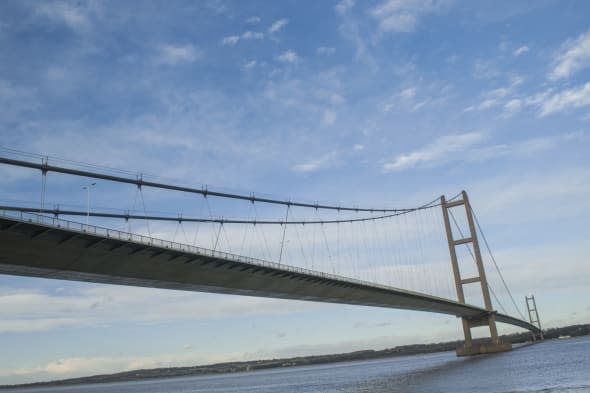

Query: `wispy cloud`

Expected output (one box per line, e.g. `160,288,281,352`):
472,165,590,221
383,131,584,172
383,86,418,112
292,151,339,173
370,0,447,33
464,76,523,112
34,1,96,31
472,59,501,79
383,131,484,172
154,44,200,65
276,50,300,63
246,16,261,24
471,132,584,160
0,286,323,334
549,29,590,80
335,0,355,14
242,31,264,40
221,31,264,46
4,351,248,381
322,109,337,125
243,60,257,69
221,35,240,45
268,18,288,33
335,0,376,67
382,82,450,113
538,81,590,116
504,98,522,113
316,46,336,55
0,80,38,121
513,45,529,56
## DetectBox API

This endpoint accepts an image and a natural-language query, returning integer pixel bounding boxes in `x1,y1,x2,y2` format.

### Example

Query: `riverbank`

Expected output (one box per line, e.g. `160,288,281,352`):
3,323,589,389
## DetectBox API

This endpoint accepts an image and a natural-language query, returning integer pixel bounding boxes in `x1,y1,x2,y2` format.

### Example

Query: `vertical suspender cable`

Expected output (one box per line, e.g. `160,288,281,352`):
448,209,508,315
278,204,290,264
253,203,272,261
138,184,151,238
472,208,527,320
192,196,205,247
239,202,254,256
221,218,233,253
180,220,189,244
40,157,48,213
213,223,223,252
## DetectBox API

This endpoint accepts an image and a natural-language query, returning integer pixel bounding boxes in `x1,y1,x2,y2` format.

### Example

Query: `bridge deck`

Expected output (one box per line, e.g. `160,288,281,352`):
0,211,539,333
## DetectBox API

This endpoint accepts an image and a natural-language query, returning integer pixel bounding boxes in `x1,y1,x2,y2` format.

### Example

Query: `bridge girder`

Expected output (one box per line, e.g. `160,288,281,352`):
0,214,540,334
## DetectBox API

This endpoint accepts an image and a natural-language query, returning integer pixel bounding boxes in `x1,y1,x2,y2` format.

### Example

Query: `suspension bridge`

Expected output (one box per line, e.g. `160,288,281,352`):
0,151,543,356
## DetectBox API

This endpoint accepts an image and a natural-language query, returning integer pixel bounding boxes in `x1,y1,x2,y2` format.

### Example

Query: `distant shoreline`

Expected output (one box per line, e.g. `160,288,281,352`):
3,323,589,389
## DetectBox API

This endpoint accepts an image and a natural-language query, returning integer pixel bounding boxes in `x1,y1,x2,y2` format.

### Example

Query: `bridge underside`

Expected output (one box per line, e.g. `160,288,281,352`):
0,215,539,334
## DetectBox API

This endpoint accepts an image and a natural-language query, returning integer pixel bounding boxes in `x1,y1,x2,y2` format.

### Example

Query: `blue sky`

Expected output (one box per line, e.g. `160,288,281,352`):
1,0,590,384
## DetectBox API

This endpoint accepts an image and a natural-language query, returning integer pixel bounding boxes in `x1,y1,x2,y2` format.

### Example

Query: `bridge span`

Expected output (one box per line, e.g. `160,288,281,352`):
0,210,539,334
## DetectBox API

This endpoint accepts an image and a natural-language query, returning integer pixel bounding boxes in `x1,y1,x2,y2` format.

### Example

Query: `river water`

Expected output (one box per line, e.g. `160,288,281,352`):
5,336,590,393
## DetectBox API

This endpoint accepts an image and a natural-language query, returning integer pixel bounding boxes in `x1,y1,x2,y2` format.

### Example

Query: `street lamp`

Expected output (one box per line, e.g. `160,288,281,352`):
82,183,96,226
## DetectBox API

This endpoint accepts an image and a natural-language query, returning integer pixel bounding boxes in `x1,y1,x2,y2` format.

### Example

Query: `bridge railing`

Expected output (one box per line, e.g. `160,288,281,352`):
0,209,441,299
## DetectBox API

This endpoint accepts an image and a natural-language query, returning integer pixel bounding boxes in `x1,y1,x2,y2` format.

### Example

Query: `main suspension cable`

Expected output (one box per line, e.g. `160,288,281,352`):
0,202,440,225
0,156,440,213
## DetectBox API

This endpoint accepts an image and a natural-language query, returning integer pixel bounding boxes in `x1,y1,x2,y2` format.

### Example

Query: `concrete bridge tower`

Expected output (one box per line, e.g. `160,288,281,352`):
441,191,512,356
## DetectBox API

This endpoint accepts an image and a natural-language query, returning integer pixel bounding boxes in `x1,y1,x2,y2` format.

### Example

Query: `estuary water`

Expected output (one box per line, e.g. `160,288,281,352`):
5,336,590,393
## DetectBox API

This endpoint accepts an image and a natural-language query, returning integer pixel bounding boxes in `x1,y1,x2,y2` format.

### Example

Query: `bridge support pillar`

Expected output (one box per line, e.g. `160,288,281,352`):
441,191,512,356
526,295,544,341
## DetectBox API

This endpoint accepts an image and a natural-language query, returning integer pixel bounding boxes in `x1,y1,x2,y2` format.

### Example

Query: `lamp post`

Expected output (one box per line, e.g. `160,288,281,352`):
82,183,96,226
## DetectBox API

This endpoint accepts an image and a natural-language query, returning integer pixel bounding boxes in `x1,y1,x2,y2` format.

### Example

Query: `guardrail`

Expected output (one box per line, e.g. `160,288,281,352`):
0,209,393,292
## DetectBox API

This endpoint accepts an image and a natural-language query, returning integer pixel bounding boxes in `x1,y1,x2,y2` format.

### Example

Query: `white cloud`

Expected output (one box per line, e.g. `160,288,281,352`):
0,80,38,121
243,60,257,69
316,46,336,55
322,109,337,125
335,0,376,67
246,16,261,24
538,82,590,116
0,286,325,334
500,89,553,116
4,351,248,382
221,35,240,46
504,99,522,113
549,29,590,80
155,44,200,65
222,31,264,46
513,45,529,56
34,1,94,31
336,0,355,14
465,76,524,112
383,131,584,172
383,131,485,172
472,59,500,79
269,18,289,33
9,356,130,377
292,151,339,173
241,31,264,40
472,165,590,222
370,0,446,33
382,83,448,113
470,132,584,161
400,87,416,100
276,50,300,63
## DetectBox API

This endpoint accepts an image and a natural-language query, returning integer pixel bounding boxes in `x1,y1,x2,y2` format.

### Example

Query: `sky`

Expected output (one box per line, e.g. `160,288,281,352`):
1,0,590,385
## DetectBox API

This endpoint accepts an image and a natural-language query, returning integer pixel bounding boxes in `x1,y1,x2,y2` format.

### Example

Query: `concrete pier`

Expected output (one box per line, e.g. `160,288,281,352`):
456,342,512,356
